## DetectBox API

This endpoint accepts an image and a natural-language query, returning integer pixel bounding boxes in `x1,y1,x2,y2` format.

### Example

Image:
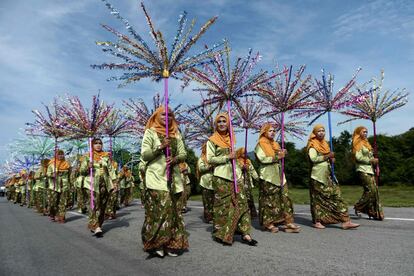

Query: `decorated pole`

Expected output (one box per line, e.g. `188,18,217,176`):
256,64,314,189
327,110,336,181
280,112,285,186
293,67,368,183
339,69,408,186
88,137,95,209
372,120,380,183
164,73,171,180
93,0,223,183
226,100,239,193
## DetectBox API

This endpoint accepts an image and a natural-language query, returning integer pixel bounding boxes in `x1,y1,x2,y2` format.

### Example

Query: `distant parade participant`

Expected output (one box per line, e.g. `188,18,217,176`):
80,138,117,237
105,160,119,220
207,113,257,246
235,147,259,218
138,159,147,208
140,106,188,257
178,162,191,213
47,150,71,223
27,171,35,208
197,142,214,223
33,159,50,214
73,156,87,214
352,126,384,220
255,123,300,233
119,165,135,207
6,177,15,201
17,171,27,206
307,124,360,230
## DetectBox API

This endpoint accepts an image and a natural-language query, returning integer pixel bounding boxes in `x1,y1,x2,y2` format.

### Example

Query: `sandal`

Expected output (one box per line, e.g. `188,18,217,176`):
342,221,360,230
281,224,301,233
264,225,279,233
312,222,325,229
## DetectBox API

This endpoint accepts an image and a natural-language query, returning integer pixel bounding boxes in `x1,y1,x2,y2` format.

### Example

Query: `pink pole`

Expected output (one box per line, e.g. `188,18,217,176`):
280,112,285,189
164,77,170,180
243,127,248,186
109,136,113,162
89,137,95,210
54,137,57,191
226,100,239,193
372,121,380,186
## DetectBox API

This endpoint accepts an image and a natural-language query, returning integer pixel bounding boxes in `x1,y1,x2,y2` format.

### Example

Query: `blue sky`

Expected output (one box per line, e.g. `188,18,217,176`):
0,0,413,162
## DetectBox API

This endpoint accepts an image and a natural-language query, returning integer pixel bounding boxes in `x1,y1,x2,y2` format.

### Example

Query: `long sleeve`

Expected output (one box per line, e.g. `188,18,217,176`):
308,148,326,163
308,147,330,185
355,147,374,175
254,145,275,164
206,140,229,165
141,129,162,163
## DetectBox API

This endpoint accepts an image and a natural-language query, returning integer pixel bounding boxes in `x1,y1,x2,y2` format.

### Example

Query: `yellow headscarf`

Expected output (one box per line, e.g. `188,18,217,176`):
49,150,70,171
145,105,179,138
236,147,251,166
306,124,330,154
258,123,280,158
352,126,372,154
208,112,235,148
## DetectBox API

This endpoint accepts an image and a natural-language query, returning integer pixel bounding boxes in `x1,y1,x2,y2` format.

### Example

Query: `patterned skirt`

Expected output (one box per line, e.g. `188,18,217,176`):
354,172,384,220
202,187,214,223
141,189,189,252
309,178,350,224
258,180,294,227
212,176,251,244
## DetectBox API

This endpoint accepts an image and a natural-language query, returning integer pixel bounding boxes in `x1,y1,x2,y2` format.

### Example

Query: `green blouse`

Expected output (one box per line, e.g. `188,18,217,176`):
355,146,374,175
308,147,330,185
206,140,242,181
141,128,187,193
238,161,259,188
80,154,117,193
198,158,213,190
138,159,147,189
254,144,286,186
120,174,135,189
33,168,48,191
47,165,71,193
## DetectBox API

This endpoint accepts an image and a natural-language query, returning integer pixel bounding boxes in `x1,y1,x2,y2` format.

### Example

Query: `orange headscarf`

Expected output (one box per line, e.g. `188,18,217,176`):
258,123,280,158
49,151,70,171
145,105,179,138
352,126,372,154
208,112,235,148
120,166,132,178
236,147,251,166
306,124,330,154
179,162,188,172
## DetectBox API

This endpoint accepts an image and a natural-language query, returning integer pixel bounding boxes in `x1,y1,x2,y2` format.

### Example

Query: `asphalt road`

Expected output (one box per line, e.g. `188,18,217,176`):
1,197,413,276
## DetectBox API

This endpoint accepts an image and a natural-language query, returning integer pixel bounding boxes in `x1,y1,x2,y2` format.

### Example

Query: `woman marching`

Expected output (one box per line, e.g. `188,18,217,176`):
197,142,214,223
307,124,360,230
352,126,384,220
80,138,117,236
207,113,257,246
47,150,72,223
140,106,189,257
33,159,50,214
255,123,300,233
119,165,135,207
